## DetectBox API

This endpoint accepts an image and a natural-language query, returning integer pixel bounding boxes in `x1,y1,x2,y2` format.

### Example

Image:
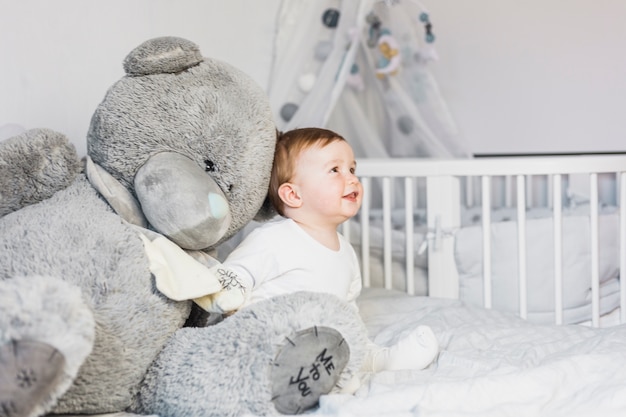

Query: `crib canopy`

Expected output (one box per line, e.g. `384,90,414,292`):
267,0,470,159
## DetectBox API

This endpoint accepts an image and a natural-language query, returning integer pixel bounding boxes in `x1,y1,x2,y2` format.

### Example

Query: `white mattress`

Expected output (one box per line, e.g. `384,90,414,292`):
312,288,626,417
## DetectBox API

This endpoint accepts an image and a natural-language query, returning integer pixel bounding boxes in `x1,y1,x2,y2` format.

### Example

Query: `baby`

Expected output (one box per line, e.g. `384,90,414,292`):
208,127,438,379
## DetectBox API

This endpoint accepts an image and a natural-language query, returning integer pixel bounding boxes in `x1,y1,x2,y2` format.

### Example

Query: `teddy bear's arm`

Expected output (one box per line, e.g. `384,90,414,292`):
0,128,81,217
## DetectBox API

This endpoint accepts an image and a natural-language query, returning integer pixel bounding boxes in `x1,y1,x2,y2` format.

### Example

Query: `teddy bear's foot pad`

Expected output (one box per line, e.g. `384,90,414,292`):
0,339,66,417
270,326,349,415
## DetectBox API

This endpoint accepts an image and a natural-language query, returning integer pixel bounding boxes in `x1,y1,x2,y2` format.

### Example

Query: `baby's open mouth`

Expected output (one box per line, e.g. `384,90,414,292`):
344,191,359,200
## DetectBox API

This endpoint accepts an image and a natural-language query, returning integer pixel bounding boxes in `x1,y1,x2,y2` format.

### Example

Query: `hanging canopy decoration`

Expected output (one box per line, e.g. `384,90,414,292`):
267,0,470,159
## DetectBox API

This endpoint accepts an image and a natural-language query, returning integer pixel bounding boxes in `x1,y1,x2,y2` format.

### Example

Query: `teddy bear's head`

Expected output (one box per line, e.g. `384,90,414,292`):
87,36,276,251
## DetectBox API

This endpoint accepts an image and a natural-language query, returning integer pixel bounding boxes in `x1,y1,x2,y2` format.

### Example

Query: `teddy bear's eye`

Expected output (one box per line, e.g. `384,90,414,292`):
204,159,216,172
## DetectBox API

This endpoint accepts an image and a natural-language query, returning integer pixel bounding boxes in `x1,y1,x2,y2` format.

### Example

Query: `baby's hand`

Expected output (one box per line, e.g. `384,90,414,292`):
193,267,248,314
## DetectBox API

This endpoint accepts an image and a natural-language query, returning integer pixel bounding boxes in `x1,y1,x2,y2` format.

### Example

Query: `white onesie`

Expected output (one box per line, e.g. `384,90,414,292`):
223,216,362,308
224,216,439,380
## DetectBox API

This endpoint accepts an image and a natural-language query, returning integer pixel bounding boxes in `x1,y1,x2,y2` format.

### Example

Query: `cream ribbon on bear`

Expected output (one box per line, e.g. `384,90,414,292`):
139,231,248,313
139,233,223,301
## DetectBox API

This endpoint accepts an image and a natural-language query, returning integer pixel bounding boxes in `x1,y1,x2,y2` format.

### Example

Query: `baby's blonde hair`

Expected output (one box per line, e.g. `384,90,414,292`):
269,127,345,216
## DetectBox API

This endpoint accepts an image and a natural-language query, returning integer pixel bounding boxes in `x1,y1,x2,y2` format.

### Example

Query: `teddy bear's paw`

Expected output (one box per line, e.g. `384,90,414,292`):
0,339,66,417
270,326,350,415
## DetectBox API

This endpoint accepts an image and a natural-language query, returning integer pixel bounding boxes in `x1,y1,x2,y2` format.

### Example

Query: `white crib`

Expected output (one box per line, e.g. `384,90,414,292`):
316,154,626,416
217,153,626,416
344,154,626,328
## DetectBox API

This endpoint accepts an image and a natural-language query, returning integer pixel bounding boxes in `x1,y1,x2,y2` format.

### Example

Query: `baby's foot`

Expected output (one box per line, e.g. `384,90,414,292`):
384,325,439,371
335,374,361,395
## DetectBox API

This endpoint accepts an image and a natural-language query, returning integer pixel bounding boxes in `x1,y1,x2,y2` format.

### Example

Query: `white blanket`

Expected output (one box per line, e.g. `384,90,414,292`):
313,288,626,417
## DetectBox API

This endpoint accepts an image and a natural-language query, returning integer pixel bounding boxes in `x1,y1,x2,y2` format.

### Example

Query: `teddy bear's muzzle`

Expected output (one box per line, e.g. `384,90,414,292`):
134,151,232,250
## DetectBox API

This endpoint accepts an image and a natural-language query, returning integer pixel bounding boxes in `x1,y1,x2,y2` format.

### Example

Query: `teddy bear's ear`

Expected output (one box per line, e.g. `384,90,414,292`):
122,36,203,76
85,156,148,228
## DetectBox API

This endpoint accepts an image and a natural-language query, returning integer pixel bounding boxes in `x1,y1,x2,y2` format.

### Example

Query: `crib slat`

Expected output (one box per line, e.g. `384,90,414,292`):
426,175,461,299
590,173,600,328
553,174,564,325
382,177,392,290
481,175,492,309
621,172,626,325
517,175,528,320
405,177,415,295
361,177,371,288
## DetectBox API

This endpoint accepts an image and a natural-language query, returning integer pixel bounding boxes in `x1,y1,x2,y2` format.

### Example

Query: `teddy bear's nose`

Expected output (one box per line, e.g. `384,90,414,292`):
208,192,229,219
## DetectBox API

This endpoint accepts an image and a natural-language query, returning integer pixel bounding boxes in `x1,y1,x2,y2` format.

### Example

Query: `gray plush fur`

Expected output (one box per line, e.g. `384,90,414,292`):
0,176,190,413
0,128,80,217
133,292,368,417
0,36,367,417
0,275,94,417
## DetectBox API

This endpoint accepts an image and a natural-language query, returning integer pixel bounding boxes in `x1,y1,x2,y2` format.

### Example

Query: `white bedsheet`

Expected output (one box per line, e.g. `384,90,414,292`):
313,288,626,417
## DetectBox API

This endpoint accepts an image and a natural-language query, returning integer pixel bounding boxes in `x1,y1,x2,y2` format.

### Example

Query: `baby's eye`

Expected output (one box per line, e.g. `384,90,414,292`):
330,167,339,173
350,167,356,174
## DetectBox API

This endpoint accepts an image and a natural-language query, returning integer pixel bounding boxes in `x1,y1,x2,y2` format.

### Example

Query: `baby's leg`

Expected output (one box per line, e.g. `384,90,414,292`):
366,325,439,372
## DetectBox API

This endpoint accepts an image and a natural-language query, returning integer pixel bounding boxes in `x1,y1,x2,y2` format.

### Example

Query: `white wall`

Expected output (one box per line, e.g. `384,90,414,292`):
427,0,626,154
2,0,626,156
0,0,280,157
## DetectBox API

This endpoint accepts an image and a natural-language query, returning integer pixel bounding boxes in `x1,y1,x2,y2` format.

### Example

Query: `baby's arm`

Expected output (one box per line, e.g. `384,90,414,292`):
195,228,272,313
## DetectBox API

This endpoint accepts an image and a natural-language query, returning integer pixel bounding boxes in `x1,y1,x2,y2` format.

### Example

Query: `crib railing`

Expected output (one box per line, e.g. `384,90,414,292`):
344,155,626,327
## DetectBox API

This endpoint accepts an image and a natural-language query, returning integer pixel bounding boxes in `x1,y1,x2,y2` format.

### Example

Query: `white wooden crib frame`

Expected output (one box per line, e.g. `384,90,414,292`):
344,154,626,327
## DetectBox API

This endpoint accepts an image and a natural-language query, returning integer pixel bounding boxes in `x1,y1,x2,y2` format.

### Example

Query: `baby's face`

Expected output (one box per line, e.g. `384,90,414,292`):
292,140,362,225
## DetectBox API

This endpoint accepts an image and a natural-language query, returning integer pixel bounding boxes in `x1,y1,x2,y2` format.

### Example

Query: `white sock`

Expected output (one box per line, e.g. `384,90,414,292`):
335,374,362,395
372,325,439,372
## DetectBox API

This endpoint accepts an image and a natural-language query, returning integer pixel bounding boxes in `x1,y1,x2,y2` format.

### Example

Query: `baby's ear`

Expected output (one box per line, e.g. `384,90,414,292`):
278,183,302,209
253,195,277,222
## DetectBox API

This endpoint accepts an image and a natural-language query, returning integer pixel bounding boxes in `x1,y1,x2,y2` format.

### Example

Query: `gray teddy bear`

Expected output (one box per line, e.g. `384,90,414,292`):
0,37,366,417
